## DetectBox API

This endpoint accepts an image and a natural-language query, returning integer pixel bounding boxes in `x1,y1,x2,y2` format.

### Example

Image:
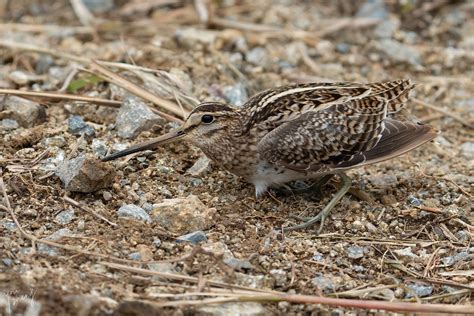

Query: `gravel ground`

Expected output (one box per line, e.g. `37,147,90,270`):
0,0,473,315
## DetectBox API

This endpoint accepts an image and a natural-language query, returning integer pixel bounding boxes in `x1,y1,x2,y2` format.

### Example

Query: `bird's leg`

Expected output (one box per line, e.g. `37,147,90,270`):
271,174,334,198
296,174,334,199
282,172,351,233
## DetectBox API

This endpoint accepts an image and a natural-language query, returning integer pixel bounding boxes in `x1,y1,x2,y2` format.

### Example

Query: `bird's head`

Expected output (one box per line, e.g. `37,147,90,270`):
103,102,240,161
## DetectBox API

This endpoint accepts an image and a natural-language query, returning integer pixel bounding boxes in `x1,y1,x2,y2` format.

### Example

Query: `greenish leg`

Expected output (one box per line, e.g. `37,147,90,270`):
273,174,334,197
300,174,334,199
283,172,351,234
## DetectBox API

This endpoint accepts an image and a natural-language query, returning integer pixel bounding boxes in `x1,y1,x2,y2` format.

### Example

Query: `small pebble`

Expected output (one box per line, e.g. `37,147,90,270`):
224,258,253,271
117,204,152,223
347,246,365,259
54,208,75,225
407,196,422,206
2,258,13,267
152,238,162,248
0,119,19,130
68,115,95,137
405,283,433,298
128,252,142,261
115,96,165,139
176,231,208,244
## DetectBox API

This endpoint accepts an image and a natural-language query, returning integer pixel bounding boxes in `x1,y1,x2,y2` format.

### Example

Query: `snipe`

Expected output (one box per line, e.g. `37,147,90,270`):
104,79,437,233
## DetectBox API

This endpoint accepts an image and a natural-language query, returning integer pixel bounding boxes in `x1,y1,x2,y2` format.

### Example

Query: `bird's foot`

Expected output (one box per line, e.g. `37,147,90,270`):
280,173,351,234
271,174,335,199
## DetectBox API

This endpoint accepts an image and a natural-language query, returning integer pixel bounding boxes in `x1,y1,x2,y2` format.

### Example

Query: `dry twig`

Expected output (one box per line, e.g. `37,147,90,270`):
412,98,473,129
63,195,118,227
89,61,186,122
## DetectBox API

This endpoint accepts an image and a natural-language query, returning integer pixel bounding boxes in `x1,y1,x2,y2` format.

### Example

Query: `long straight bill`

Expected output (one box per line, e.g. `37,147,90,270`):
102,129,185,161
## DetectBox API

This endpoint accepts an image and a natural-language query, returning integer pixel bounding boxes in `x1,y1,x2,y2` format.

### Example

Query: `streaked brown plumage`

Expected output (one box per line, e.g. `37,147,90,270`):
104,79,437,232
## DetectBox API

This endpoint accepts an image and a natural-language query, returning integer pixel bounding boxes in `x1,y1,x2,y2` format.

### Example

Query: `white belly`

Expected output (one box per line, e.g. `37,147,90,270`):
249,161,308,197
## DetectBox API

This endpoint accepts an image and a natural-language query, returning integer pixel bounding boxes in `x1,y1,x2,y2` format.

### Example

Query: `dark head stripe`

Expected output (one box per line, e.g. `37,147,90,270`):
190,102,233,115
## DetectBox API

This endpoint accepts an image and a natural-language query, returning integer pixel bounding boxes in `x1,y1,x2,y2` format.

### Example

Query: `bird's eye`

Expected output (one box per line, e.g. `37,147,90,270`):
201,114,214,124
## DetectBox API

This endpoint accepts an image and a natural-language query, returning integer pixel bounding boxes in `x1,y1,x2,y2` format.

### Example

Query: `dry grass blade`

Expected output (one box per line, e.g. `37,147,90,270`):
0,23,94,34
100,261,282,294
132,70,199,111
0,88,122,106
89,61,186,122
70,0,95,26
0,40,158,73
314,17,380,38
63,196,118,227
99,262,474,313
412,98,474,129
151,292,474,313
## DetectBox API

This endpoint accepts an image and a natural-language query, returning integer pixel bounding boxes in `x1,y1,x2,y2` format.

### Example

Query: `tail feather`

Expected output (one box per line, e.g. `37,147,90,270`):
336,119,437,169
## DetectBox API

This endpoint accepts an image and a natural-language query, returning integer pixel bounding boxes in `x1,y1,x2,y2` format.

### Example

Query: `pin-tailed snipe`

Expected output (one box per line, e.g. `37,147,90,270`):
104,79,437,233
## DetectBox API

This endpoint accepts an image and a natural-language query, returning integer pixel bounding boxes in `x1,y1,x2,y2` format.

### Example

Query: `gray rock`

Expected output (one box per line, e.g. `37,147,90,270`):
128,252,142,261
312,251,324,261
55,208,75,225
188,177,203,187
369,173,398,189
394,247,418,259
223,83,248,106
8,70,30,85
49,228,73,240
40,150,65,172
202,241,234,260
356,0,389,19
151,195,216,234
176,231,208,244
246,47,269,66
2,258,13,267
91,139,108,158
115,96,165,139
336,42,350,54
312,274,337,292
117,204,152,223
3,221,17,231
460,142,474,159
43,136,66,147
235,272,274,289
407,196,422,206
77,219,85,231
68,115,95,137
347,246,365,259
186,156,211,177
374,17,400,38
82,0,114,12
48,66,71,82
270,269,287,287
376,39,421,67
148,262,176,273
38,228,73,256
0,95,46,127
56,154,115,192
175,28,218,48
142,202,153,212
152,238,162,248
405,283,433,298
442,251,469,266
224,258,253,271
147,262,178,282
0,119,19,130
36,54,54,74
196,302,268,316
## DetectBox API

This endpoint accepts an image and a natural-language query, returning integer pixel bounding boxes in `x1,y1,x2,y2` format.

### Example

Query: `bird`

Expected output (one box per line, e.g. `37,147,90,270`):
103,79,437,233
